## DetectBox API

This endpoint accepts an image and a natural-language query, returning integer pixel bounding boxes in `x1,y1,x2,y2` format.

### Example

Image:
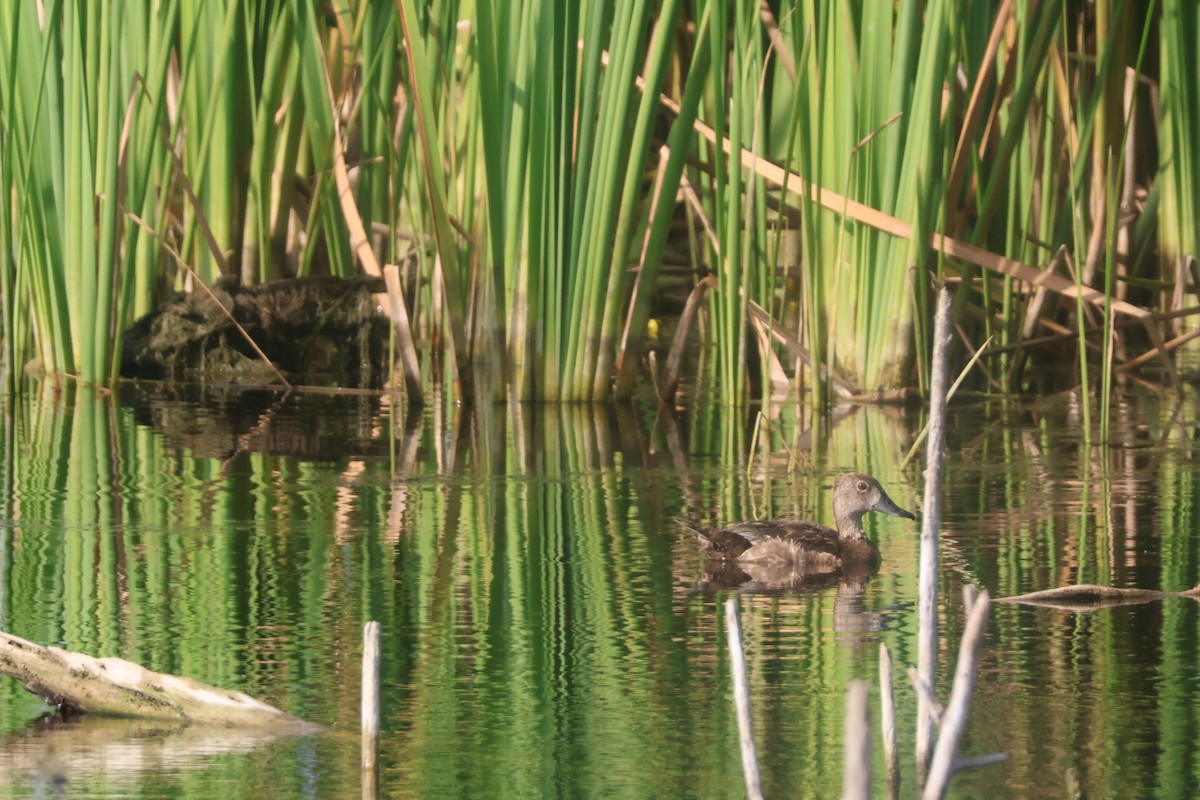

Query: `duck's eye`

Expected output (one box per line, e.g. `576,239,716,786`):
857,481,868,492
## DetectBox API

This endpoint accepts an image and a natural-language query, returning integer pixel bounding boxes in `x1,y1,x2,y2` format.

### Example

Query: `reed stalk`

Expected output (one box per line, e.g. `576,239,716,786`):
1159,0,1199,315
0,1,1193,406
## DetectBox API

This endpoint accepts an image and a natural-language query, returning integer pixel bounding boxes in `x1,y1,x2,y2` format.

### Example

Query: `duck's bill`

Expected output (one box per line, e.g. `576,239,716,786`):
877,493,916,520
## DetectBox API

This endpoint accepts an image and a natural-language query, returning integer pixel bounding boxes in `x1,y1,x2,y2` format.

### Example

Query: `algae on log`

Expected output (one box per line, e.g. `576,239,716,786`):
120,276,391,388
0,631,320,731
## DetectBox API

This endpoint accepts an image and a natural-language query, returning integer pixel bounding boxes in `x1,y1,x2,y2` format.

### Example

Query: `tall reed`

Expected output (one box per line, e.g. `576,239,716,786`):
0,1,178,385
0,2,1195,412
1159,0,1198,313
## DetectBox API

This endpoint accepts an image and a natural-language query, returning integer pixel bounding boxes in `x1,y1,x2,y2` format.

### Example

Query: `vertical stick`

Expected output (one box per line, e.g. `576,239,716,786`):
923,592,992,800
362,621,381,785
724,599,763,800
880,644,899,797
917,286,954,774
842,679,871,800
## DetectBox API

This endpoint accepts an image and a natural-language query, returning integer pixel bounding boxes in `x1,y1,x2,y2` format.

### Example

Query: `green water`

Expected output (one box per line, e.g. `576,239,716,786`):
0,384,1198,798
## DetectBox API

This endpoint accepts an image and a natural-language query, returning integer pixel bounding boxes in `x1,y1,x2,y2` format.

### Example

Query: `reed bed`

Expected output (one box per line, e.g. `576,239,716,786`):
1,2,1196,412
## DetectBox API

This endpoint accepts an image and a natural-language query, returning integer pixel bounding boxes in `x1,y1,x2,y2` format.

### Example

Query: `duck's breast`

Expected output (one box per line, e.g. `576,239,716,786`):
839,537,882,568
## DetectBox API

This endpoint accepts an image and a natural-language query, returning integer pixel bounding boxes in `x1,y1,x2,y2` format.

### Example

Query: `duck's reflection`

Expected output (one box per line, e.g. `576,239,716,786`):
693,562,883,634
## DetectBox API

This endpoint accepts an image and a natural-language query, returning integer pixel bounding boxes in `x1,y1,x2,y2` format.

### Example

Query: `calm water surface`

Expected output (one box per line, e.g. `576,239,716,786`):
0,384,1198,798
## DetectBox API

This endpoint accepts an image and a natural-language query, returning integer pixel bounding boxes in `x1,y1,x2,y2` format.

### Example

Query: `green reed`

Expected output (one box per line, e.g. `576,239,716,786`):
1159,0,1198,307
1,1,174,385
0,2,1197,415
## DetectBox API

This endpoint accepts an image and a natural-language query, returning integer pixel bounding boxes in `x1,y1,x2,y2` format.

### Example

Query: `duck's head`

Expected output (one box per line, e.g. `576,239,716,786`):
832,472,915,525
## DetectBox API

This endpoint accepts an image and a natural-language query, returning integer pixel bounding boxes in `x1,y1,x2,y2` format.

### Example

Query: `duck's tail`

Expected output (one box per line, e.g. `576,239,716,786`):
672,516,714,549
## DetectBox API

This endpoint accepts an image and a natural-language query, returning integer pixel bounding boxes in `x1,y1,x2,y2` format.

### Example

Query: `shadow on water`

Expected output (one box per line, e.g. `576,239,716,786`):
0,383,1199,797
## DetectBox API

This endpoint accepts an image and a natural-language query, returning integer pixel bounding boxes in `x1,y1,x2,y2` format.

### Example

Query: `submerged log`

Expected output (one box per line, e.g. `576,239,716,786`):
995,584,1200,611
0,631,319,731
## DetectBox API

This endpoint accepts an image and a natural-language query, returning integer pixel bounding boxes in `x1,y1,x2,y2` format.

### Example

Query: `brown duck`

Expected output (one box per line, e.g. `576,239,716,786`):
674,473,915,571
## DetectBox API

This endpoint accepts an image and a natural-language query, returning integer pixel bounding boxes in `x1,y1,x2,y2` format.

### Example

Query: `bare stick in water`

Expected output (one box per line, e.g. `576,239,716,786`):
906,668,944,726
918,286,954,772
724,599,763,800
843,679,871,800
880,644,899,797
362,621,382,782
923,591,1005,800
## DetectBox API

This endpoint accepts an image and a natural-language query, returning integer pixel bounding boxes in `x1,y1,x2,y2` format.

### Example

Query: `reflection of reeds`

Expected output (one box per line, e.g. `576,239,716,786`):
5,374,1200,795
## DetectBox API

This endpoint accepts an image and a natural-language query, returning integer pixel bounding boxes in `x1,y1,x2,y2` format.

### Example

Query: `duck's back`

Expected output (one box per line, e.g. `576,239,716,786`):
675,516,880,570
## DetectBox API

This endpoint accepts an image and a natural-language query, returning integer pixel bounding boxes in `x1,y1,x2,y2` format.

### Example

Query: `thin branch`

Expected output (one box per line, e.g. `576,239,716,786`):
123,209,291,387
924,591,993,800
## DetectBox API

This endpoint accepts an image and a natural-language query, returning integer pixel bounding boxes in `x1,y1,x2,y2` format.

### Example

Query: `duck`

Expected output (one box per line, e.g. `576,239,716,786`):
674,472,915,571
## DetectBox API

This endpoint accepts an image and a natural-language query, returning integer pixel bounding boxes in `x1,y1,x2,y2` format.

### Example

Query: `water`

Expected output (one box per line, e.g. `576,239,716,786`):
1,383,1199,798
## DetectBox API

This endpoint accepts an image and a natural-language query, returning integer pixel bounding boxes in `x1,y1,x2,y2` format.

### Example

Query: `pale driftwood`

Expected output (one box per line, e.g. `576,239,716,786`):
879,644,899,796
842,679,871,800
995,583,1200,611
962,584,977,616
362,621,381,775
906,667,944,726
362,621,382,800
0,630,318,731
923,591,1000,800
918,286,954,771
724,599,763,800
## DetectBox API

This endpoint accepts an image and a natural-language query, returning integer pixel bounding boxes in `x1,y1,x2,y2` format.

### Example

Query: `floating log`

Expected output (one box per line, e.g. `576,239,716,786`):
0,631,319,731
995,584,1200,611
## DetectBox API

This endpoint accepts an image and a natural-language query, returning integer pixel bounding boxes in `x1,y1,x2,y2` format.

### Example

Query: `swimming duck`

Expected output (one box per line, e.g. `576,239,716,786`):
674,472,915,570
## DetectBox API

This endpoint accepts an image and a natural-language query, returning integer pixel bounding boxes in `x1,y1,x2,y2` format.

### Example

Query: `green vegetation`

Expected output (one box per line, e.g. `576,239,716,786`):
2,387,1199,796
1,3,1196,409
